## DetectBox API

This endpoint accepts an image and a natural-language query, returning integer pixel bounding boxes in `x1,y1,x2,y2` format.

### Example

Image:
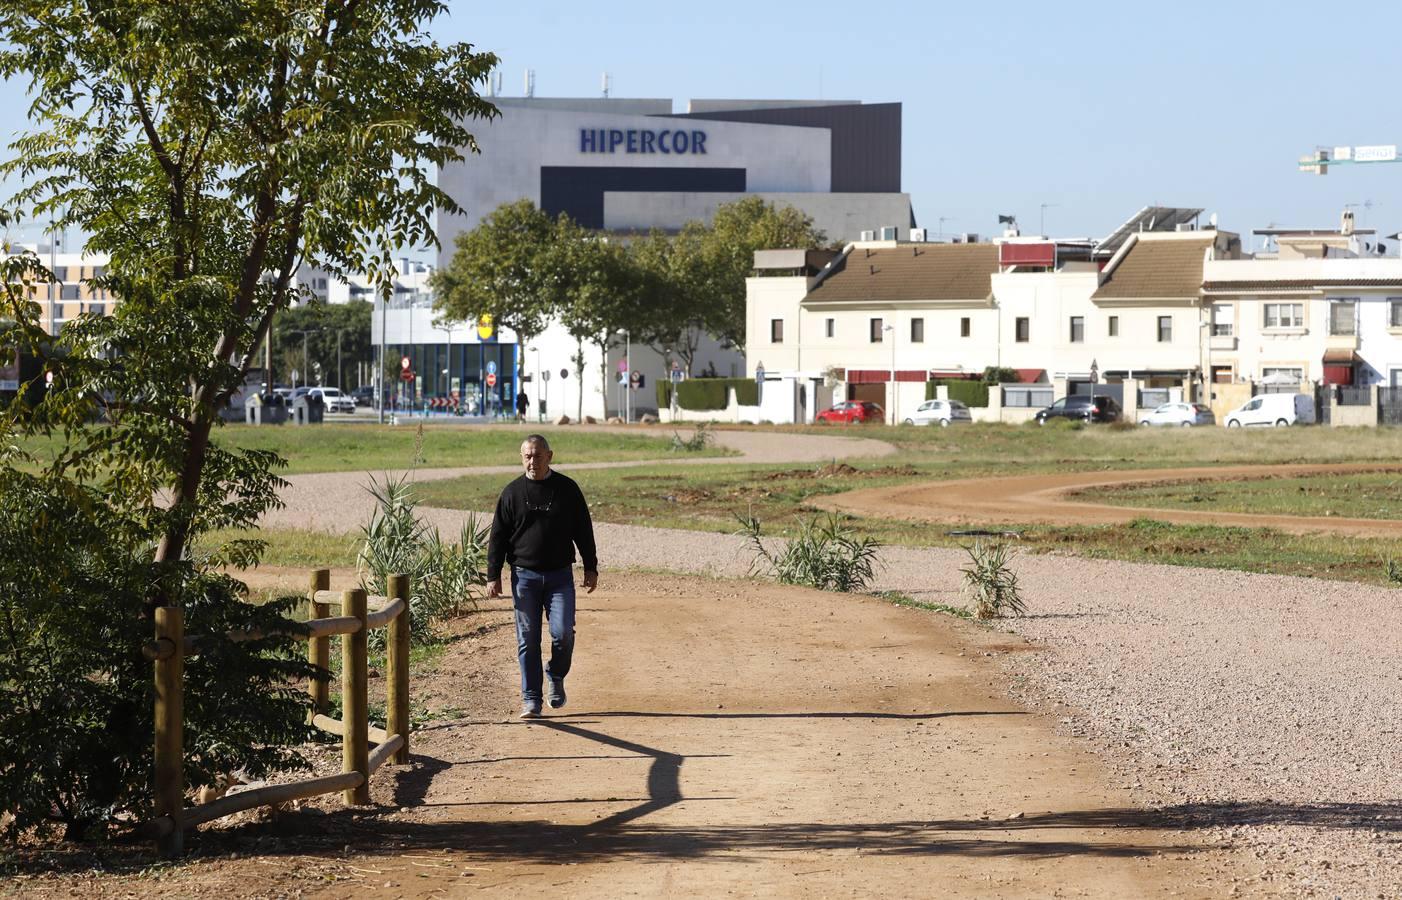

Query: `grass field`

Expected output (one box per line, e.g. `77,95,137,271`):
1089,470,1402,520
19,422,731,474
411,424,1402,586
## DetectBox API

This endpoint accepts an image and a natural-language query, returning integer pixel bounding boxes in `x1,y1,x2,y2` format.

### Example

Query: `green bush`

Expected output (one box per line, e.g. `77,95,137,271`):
925,380,989,407
671,378,760,411
960,539,1027,619
733,379,759,406
358,475,488,647
656,381,672,408
739,512,881,592
0,468,315,840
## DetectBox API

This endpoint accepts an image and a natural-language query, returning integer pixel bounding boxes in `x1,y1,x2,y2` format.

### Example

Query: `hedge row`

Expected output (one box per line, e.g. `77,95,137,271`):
924,379,989,407
655,378,760,411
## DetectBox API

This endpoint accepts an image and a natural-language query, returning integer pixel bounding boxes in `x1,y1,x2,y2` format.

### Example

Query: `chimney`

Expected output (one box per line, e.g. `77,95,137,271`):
1341,208,1355,235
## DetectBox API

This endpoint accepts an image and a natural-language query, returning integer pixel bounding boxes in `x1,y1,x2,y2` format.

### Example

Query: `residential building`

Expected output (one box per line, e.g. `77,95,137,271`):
3,243,112,334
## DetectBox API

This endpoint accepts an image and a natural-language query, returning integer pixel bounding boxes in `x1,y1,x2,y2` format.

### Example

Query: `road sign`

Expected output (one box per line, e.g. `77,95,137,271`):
559,368,568,379
401,356,410,370
542,370,552,382
476,315,495,341
486,372,497,387
400,368,415,382
486,360,497,376
671,369,683,383
630,370,643,388
617,358,629,372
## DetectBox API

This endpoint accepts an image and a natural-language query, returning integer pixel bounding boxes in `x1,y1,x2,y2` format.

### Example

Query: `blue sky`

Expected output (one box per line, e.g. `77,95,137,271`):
434,0,1402,248
3,1,1400,251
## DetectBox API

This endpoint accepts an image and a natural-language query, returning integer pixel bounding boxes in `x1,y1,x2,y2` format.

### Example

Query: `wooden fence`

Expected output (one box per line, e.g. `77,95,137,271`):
144,569,412,855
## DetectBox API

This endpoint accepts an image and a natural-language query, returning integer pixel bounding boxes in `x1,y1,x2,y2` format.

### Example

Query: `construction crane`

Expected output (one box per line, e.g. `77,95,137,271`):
1299,144,1401,174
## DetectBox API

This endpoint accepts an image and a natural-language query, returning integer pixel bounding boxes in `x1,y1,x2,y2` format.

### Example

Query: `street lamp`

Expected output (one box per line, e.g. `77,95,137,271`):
615,328,631,423
287,329,318,390
532,346,542,422
883,323,896,422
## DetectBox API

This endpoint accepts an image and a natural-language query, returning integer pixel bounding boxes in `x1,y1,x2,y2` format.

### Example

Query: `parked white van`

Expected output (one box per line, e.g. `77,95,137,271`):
1223,393,1315,427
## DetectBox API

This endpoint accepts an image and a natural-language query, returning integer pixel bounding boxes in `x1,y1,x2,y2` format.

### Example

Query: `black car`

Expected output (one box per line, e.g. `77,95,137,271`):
350,385,377,407
1035,394,1122,425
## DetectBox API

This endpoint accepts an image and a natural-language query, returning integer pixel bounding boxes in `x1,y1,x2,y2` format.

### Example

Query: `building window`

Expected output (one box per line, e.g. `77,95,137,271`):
910,318,924,343
1108,315,1119,337
960,317,971,338
1069,316,1084,343
1211,304,1234,337
825,318,835,338
61,284,80,301
1390,300,1402,328
870,318,884,343
52,266,68,281
1329,299,1357,336
1264,302,1303,328
1015,317,1029,343
770,318,783,343
1158,316,1172,342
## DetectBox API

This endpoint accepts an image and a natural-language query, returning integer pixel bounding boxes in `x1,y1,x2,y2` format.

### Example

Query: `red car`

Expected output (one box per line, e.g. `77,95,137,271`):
814,400,885,424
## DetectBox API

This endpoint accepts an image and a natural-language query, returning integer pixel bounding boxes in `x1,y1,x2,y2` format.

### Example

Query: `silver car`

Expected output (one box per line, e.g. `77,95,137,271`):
1139,402,1215,427
904,398,974,427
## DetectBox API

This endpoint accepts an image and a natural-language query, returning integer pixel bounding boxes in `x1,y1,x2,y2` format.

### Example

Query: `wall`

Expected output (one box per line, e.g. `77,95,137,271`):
604,191,914,244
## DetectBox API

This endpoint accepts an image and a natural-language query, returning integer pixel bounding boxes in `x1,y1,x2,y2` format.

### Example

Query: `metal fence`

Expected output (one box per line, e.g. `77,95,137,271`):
1381,387,1402,426
1338,386,1373,406
1002,386,1054,408
1256,383,1301,395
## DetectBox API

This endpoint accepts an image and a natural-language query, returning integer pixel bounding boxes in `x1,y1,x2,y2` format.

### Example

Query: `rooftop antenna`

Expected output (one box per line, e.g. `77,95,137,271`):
524,68,535,98
601,72,610,99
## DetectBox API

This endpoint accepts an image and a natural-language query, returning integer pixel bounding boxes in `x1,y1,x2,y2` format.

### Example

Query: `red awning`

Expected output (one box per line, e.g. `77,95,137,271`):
1322,348,1357,364
928,370,979,380
1015,368,1046,383
1322,365,1354,386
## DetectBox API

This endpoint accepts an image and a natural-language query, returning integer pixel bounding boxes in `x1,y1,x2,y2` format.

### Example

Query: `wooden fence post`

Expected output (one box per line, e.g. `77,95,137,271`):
154,606,184,856
341,588,370,805
307,568,331,721
387,573,411,765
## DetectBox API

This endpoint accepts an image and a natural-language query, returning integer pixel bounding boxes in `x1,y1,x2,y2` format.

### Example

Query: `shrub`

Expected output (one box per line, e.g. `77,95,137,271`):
1387,558,1402,585
358,475,488,646
673,378,758,411
669,423,714,452
739,512,881,592
960,540,1027,619
925,380,989,407
0,467,314,840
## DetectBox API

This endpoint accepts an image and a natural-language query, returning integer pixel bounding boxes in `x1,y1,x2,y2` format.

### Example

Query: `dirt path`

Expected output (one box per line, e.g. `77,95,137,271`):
815,462,1402,536
33,573,1241,898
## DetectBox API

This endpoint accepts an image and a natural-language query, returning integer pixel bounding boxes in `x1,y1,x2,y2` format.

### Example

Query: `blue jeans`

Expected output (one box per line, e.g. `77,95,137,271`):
511,567,576,703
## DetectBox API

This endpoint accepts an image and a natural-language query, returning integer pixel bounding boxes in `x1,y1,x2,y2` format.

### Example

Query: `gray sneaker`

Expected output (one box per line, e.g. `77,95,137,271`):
546,677,567,709
519,702,542,719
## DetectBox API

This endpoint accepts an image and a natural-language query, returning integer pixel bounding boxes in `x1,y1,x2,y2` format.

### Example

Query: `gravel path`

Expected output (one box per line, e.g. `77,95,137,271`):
265,429,1401,898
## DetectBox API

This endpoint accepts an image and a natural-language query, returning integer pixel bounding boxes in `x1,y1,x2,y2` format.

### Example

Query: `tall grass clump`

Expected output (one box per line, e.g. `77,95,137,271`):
960,539,1027,619
359,475,488,646
739,512,881,592
670,422,714,453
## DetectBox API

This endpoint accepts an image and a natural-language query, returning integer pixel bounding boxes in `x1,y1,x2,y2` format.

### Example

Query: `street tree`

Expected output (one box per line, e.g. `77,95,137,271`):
0,0,496,838
694,197,827,351
432,199,558,377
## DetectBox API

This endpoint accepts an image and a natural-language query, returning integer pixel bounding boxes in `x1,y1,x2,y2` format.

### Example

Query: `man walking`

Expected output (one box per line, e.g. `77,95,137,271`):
487,434,598,719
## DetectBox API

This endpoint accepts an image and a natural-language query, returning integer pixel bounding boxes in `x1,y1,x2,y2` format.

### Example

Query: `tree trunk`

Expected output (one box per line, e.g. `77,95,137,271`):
573,338,585,421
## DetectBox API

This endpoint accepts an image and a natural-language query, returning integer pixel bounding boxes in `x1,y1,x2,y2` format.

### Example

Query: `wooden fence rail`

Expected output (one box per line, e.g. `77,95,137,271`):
148,569,411,855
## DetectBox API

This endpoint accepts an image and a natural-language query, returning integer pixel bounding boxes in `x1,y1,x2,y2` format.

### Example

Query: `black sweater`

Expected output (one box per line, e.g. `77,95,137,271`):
487,471,598,580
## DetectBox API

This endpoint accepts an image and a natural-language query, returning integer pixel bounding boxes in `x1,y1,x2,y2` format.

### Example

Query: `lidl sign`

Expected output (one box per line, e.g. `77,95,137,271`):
580,128,708,155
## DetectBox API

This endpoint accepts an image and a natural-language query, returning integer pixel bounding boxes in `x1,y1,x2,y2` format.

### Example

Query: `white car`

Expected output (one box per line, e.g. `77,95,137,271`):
291,386,356,413
904,398,973,427
1223,393,1315,427
1139,402,1216,427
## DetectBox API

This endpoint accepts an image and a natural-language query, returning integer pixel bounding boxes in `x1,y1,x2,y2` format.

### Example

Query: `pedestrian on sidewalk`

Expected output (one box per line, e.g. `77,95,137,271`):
515,389,529,420
487,434,598,719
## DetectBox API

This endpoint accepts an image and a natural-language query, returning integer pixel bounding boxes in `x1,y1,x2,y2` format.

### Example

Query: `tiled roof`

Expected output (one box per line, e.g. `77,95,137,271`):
803,244,998,304
1092,235,1214,300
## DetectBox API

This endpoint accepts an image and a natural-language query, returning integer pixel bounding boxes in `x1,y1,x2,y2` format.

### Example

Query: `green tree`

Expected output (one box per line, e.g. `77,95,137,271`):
270,299,373,389
0,0,496,838
628,228,709,375
431,199,558,377
693,198,827,351
549,218,643,420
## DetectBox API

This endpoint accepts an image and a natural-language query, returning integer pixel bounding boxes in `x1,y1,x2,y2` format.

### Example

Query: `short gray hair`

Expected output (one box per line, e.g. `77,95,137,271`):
521,433,551,452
